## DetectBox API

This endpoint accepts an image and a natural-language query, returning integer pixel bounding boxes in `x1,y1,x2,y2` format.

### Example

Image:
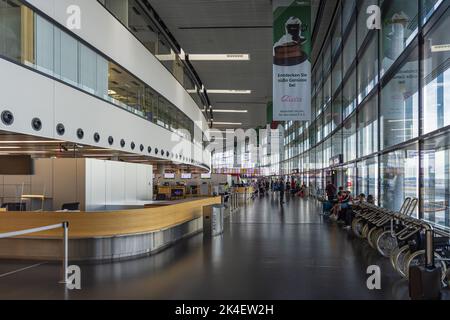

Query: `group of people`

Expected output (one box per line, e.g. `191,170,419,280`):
324,181,375,229
251,178,310,205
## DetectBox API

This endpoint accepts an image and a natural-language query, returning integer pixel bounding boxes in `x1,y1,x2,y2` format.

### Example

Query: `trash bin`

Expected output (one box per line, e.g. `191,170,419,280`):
203,204,224,238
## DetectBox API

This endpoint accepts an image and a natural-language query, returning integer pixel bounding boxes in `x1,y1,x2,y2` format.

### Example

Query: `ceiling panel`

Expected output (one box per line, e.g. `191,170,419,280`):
149,0,332,130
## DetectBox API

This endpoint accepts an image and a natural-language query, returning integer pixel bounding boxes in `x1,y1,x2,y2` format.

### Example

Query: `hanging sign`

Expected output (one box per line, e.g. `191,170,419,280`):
273,0,311,121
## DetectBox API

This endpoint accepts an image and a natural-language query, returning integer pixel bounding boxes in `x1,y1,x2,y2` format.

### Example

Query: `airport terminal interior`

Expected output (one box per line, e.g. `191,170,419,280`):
0,0,450,302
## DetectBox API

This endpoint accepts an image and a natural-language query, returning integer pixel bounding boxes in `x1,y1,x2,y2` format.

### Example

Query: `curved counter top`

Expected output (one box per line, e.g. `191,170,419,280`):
0,197,221,261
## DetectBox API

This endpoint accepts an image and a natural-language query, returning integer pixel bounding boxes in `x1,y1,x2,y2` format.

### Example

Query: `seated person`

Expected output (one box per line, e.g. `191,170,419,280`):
367,194,375,204
330,191,352,222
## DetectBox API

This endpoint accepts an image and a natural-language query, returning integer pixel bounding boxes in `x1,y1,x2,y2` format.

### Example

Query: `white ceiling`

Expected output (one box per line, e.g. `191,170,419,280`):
148,0,333,130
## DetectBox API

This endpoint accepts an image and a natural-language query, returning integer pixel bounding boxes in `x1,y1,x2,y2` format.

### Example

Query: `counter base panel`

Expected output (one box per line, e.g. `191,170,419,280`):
0,217,202,262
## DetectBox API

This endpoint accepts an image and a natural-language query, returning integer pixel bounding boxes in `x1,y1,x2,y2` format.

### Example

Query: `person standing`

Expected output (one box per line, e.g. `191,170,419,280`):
279,178,285,205
325,181,337,202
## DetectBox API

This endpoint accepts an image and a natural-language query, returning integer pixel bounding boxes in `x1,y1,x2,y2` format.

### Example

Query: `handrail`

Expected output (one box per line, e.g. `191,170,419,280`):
0,222,69,283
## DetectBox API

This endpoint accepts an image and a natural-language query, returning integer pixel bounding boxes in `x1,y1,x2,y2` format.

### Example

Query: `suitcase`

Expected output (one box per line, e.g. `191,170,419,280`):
409,265,441,300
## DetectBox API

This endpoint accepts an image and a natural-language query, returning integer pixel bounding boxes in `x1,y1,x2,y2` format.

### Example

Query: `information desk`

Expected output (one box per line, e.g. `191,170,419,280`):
0,197,221,261
234,187,254,203
157,186,186,200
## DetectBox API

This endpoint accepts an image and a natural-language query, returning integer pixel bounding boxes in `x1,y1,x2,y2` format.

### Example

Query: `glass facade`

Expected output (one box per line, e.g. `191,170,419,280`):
98,0,207,111
0,0,200,142
281,1,450,228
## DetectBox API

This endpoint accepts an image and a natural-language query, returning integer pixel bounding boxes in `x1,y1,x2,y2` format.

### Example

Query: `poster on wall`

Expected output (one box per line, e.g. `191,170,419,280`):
273,0,311,121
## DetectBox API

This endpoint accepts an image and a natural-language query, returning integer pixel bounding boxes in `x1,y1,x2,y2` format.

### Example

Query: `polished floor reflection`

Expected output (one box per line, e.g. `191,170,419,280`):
0,195,412,299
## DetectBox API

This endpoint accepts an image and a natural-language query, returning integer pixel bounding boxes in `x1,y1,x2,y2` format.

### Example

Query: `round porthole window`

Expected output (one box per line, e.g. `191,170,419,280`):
140,144,144,152
31,118,42,131
94,132,100,143
120,139,126,148
108,136,114,145
77,128,84,139
56,123,65,136
148,146,152,153
131,142,136,150
1,111,14,126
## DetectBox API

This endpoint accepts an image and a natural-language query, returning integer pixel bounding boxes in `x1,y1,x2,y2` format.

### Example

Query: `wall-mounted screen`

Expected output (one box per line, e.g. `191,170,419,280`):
201,173,211,179
164,173,175,179
181,173,192,179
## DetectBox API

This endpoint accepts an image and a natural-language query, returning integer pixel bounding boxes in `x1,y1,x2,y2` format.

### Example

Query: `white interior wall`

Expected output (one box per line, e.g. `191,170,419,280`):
0,158,153,211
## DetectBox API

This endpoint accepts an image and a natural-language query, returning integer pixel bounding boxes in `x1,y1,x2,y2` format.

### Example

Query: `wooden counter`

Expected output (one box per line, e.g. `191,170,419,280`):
234,186,254,194
0,197,221,239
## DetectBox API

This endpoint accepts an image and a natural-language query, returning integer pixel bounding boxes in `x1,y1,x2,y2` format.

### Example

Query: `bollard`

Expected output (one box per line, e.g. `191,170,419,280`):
62,221,69,284
409,224,441,300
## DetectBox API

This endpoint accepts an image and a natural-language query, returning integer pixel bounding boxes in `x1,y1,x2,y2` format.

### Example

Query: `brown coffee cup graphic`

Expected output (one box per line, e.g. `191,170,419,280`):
274,16,308,66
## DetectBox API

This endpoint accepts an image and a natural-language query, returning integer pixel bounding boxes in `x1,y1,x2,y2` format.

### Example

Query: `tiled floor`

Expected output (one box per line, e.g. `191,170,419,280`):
0,195,413,299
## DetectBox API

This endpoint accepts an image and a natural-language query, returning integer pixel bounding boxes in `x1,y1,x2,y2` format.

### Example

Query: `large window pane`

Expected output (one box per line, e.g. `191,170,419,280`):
324,106,332,138
332,128,343,158
343,0,356,32
357,157,379,203
0,0,24,63
358,95,379,157
380,50,419,149
323,74,332,107
331,9,342,58
323,41,331,74
380,144,419,216
343,114,357,162
422,134,450,227
35,15,54,75
54,28,78,86
343,70,357,119
380,0,419,75
358,36,379,103
79,44,97,94
332,54,342,95
422,9,450,134
343,24,356,76
332,93,343,128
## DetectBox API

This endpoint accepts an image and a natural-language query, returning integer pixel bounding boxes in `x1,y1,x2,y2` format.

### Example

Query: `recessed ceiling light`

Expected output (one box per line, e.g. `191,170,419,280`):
431,44,450,52
188,54,250,61
213,109,248,113
208,90,251,94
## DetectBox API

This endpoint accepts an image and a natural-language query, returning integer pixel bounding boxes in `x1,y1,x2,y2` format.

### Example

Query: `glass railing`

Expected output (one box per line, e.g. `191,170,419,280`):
98,0,209,113
0,0,203,143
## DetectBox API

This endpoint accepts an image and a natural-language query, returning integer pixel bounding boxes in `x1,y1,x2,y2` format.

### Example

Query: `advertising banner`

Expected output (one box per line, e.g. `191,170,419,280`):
273,0,311,121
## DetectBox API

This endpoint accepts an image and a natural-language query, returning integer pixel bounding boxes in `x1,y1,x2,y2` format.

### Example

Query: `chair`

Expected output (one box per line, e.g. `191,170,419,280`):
61,202,80,211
